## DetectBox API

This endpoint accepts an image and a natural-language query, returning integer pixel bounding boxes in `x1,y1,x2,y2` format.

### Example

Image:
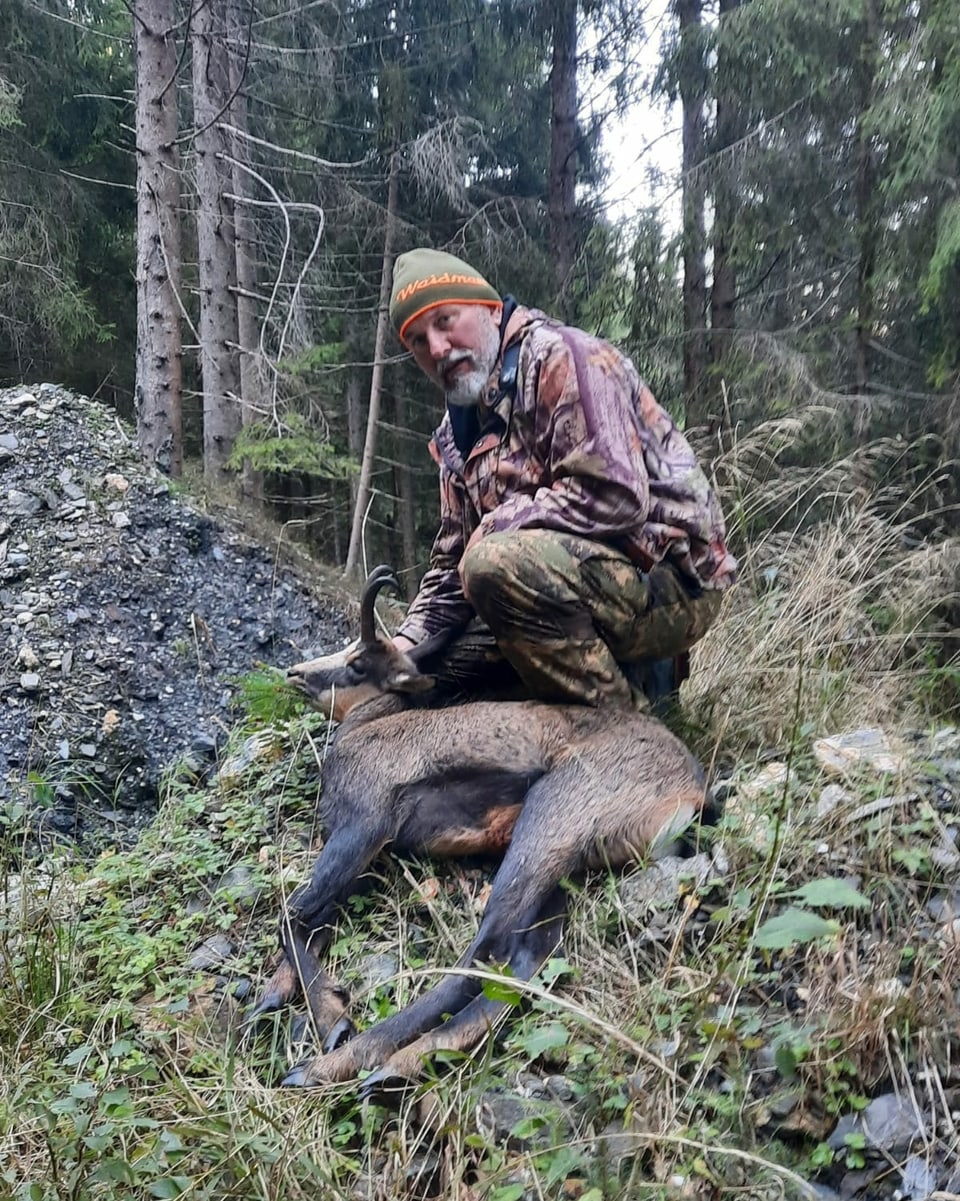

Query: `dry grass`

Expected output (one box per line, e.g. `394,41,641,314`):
686,399,960,755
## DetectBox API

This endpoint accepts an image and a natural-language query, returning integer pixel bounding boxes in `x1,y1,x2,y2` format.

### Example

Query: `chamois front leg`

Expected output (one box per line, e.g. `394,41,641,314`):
250,822,389,1044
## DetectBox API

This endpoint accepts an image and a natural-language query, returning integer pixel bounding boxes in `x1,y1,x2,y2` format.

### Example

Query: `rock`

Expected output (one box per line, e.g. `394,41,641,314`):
216,865,260,909
187,934,235,971
828,1093,927,1156
926,887,960,923
475,1087,573,1151
7,489,43,518
813,728,906,775
596,1120,646,1162
817,783,852,818
216,730,284,787
619,852,714,912
937,918,960,944
0,383,349,850
357,952,400,992
900,1154,939,1200
17,644,39,668
738,760,789,798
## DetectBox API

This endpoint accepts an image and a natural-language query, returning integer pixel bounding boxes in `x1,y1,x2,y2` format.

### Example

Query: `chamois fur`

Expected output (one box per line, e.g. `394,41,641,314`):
253,565,708,1093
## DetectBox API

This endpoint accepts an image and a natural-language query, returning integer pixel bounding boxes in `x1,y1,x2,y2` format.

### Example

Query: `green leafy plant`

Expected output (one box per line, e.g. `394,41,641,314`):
228,414,358,479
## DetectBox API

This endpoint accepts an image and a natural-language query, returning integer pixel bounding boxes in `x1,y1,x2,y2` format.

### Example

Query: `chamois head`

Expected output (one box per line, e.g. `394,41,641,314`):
288,566,436,721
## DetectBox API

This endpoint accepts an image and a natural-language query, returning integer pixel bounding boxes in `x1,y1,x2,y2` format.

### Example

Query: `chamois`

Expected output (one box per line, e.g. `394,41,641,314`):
252,565,708,1093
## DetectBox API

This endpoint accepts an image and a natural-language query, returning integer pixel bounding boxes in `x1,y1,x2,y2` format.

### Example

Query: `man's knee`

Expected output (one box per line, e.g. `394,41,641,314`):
460,533,529,610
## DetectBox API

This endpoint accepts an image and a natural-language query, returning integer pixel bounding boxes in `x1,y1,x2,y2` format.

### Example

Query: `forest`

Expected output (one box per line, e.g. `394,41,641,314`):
2,1,960,1198
3,0,958,581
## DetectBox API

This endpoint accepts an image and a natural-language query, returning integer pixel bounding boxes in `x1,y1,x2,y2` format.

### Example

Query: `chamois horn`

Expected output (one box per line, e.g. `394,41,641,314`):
359,564,400,644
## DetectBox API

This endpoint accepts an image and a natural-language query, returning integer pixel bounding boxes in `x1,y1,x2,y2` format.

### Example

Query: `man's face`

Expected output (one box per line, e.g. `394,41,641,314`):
404,303,503,407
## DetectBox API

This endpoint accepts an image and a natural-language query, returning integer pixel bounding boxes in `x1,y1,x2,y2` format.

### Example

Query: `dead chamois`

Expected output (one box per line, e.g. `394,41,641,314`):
251,566,709,1094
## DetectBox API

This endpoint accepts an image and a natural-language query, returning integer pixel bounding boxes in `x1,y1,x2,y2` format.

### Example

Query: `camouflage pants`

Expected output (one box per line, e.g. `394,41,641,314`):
433,530,723,709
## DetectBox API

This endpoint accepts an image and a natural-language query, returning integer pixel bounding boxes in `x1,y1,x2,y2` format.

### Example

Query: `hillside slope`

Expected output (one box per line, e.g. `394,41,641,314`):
0,384,347,845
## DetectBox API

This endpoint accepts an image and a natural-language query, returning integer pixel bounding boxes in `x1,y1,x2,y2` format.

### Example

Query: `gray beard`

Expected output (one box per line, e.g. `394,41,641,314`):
445,363,492,407
441,320,501,407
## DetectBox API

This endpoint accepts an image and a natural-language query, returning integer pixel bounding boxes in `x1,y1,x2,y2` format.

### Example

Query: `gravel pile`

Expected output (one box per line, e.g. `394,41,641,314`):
0,383,348,847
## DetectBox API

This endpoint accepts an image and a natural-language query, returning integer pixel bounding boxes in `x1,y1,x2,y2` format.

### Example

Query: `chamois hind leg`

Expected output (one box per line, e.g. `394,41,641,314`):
250,823,389,1043
357,886,567,1099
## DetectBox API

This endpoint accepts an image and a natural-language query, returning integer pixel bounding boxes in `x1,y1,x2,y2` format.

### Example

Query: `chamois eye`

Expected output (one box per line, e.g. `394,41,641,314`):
349,661,368,681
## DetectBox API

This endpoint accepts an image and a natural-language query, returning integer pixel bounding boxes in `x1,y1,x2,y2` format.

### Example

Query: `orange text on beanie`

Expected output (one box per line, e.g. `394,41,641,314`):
390,249,501,343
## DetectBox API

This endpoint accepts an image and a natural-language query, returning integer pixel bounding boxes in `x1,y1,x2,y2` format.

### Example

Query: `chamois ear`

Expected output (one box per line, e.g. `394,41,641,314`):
386,667,437,694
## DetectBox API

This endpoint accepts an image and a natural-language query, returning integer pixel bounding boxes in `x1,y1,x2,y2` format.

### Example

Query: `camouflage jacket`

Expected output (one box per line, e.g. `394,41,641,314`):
397,306,737,645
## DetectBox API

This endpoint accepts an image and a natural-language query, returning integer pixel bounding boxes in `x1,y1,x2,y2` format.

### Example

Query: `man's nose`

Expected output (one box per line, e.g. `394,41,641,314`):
426,327,450,360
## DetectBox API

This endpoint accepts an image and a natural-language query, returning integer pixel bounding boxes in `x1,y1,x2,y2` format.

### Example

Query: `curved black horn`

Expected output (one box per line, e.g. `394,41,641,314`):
359,565,400,643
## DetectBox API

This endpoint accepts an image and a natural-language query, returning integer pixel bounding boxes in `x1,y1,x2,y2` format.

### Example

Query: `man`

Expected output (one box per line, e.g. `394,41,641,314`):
387,248,737,710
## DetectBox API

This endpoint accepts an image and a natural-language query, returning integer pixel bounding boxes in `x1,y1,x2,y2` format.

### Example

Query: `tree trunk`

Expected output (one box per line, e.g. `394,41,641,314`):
854,0,878,429
709,0,742,392
134,0,183,476
226,0,265,499
675,0,708,427
343,363,363,549
345,153,400,579
193,0,241,483
393,388,418,599
549,0,578,315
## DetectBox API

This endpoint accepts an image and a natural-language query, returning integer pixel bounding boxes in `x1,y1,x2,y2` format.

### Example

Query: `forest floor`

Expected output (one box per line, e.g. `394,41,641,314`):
1,384,959,1201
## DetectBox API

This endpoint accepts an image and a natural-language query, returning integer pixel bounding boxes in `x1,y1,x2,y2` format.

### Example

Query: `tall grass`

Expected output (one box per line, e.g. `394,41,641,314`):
687,391,960,754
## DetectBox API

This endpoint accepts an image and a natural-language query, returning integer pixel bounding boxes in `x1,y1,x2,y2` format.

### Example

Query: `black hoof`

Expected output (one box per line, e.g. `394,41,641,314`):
357,1066,414,1107
290,1013,314,1046
241,994,285,1043
281,1061,313,1088
247,990,284,1021
322,1016,356,1054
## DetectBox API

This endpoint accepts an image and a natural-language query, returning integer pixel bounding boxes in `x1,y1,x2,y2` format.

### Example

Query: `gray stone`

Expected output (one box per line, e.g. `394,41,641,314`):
618,852,714,917
814,728,906,775
216,864,260,909
474,1088,572,1151
901,1154,939,1200
357,952,400,992
187,934,235,972
7,490,43,518
828,1093,927,1156
596,1121,645,1162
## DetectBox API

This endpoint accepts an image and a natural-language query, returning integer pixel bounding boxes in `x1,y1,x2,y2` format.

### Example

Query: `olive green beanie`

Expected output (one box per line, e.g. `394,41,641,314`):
390,248,501,342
